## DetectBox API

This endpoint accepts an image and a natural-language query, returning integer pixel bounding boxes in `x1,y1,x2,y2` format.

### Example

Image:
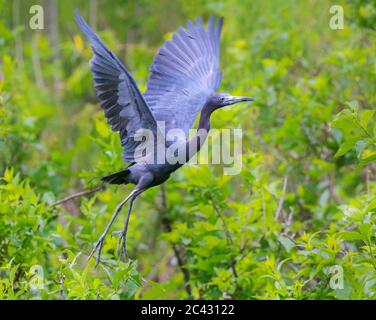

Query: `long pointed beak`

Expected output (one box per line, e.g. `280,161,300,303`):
236,96,254,102
228,96,254,105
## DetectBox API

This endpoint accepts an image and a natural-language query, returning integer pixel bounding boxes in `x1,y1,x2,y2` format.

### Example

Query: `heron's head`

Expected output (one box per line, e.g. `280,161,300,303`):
210,93,254,109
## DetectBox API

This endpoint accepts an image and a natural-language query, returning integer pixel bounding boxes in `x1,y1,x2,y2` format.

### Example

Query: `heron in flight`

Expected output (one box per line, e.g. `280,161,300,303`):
75,11,253,265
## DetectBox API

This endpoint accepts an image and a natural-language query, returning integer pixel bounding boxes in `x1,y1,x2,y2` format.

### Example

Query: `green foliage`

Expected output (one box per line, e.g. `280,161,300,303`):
0,168,142,299
350,0,376,31
0,0,376,300
332,102,376,167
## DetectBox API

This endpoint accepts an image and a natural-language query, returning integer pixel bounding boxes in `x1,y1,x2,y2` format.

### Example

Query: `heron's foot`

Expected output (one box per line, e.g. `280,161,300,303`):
88,235,106,267
117,232,129,261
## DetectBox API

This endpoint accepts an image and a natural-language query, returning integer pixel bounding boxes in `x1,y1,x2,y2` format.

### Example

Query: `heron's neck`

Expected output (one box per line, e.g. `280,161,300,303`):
198,104,213,132
185,102,215,162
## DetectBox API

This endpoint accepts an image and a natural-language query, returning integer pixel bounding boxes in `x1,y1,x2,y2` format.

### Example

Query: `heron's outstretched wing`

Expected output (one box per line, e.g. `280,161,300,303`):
75,12,158,163
144,17,223,136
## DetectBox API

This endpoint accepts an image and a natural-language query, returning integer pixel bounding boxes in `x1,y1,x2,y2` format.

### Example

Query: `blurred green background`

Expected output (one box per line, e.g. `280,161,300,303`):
0,0,376,299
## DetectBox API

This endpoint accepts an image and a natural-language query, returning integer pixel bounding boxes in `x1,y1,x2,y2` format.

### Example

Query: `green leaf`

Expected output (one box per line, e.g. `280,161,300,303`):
358,154,376,167
95,119,110,138
278,236,295,252
334,137,361,157
339,231,362,241
360,110,375,129
346,101,359,111
355,140,369,158
332,113,357,130
359,223,372,240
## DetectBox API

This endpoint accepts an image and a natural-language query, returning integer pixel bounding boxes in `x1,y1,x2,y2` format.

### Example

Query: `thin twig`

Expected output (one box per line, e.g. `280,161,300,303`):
365,166,370,196
158,185,192,297
209,195,238,280
261,191,266,234
213,204,234,246
240,191,253,254
31,34,45,89
275,175,288,221
282,208,294,236
52,184,104,207
13,0,23,67
328,171,340,203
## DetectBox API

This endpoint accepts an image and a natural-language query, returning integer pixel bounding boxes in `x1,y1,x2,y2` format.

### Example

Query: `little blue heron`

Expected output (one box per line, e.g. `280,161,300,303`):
75,11,253,265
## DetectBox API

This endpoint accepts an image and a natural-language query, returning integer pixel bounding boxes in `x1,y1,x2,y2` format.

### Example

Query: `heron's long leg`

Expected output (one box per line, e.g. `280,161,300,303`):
118,188,144,261
118,197,134,261
88,188,138,266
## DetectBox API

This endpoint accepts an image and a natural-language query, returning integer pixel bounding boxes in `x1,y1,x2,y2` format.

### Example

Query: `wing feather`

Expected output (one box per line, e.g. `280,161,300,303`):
75,11,158,163
144,17,223,136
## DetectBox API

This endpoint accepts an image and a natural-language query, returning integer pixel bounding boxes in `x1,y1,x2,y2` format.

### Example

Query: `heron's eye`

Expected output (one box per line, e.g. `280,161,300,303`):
220,97,224,101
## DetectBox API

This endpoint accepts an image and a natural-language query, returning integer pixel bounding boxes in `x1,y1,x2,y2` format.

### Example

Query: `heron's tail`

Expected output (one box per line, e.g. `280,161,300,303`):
101,169,130,185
